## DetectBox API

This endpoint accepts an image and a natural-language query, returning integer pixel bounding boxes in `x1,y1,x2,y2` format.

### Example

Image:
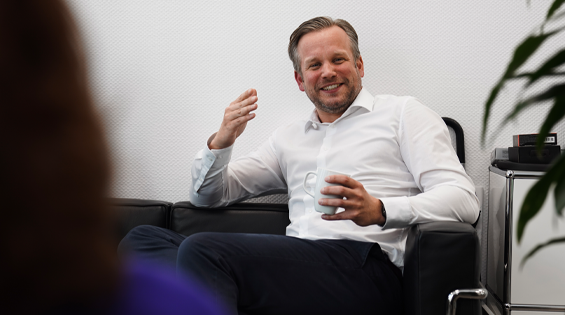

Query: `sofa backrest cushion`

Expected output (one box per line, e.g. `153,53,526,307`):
170,202,290,236
111,198,171,240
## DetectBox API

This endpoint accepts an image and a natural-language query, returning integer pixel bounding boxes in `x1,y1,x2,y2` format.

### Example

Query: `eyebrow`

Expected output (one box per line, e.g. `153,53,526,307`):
303,50,350,65
303,57,318,65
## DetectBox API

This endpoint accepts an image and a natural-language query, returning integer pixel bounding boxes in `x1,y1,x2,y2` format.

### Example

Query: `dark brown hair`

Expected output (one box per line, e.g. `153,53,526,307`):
0,1,118,313
288,16,361,74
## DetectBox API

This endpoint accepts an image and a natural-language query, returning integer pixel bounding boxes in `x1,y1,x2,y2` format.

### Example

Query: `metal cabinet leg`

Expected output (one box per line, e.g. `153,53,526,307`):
447,288,489,315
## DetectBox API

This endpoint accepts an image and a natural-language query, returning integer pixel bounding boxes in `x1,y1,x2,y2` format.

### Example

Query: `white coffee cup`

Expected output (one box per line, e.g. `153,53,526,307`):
303,168,351,215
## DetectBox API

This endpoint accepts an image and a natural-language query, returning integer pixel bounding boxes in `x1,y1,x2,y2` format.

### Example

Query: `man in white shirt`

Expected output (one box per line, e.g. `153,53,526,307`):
120,16,479,315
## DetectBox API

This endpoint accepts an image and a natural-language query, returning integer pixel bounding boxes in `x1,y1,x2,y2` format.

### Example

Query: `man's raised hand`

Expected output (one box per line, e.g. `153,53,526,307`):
209,89,258,150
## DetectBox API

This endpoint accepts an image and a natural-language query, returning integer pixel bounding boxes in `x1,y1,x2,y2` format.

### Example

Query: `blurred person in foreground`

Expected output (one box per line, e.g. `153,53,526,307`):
0,1,225,314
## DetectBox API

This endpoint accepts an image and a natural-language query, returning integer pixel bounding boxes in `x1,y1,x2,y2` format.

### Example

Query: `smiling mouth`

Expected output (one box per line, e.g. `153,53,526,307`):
321,83,341,91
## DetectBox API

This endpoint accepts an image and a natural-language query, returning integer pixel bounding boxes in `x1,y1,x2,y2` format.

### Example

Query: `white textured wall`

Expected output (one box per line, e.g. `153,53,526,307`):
68,0,565,288
68,0,563,204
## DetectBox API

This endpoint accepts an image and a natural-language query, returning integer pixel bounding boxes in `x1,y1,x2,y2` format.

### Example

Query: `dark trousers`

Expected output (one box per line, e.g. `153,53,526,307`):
119,225,403,315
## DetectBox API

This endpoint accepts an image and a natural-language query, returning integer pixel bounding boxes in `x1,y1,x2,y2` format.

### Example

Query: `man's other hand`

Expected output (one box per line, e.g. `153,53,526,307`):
209,88,258,150
319,175,385,227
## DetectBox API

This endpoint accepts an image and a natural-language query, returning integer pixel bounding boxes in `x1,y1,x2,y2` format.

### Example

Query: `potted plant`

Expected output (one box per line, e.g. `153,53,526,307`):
482,0,565,264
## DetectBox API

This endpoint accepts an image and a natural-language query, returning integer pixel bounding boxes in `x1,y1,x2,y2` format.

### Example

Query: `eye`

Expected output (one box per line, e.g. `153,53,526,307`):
309,62,321,69
334,58,345,63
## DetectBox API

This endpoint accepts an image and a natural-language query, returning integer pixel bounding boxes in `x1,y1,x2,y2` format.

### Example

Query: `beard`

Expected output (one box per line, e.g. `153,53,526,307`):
304,72,363,115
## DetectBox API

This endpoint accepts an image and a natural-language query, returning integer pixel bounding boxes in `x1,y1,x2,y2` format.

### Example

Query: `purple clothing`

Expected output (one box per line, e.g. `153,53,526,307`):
45,258,226,315
109,259,227,315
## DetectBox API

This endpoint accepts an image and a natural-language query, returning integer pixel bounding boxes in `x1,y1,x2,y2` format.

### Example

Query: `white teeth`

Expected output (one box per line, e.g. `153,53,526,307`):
322,84,339,90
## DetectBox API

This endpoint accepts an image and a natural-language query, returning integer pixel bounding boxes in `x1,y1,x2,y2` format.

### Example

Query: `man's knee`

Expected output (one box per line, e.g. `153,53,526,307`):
118,225,167,256
120,225,162,243
177,232,238,272
178,232,222,258
127,224,165,238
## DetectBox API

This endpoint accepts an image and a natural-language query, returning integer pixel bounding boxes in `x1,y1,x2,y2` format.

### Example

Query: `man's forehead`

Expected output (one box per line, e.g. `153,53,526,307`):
297,26,352,58
297,26,348,46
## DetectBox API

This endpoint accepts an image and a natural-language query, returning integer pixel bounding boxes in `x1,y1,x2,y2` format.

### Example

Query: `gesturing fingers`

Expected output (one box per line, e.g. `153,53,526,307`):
233,88,257,103
227,102,257,120
227,92,258,119
209,88,258,150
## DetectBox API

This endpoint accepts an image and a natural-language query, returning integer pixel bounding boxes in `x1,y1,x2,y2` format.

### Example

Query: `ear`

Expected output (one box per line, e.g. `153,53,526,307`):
356,56,365,78
294,71,305,92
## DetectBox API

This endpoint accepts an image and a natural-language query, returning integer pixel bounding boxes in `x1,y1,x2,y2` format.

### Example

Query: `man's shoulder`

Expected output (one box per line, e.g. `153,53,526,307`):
370,94,422,118
373,94,418,108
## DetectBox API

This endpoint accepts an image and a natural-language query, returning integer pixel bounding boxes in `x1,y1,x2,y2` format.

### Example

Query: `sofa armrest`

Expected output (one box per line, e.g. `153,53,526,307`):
170,202,290,236
403,221,481,315
110,198,172,240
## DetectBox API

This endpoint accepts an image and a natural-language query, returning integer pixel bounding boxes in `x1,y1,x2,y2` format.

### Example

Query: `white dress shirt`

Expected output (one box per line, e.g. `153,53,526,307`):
190,88,479,268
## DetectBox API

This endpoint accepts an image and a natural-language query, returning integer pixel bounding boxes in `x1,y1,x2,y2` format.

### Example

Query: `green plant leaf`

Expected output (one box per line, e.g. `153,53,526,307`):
517,172,553,242
517,155,565,242
481,31,560,144
504,30,559,79
547,0,565,20
487,0,565,264
554,158,565,215
520,71,565,79
518,155,565,242
536,96,565,150
526,49,565,87
503,83,565,123
549,9,565,21
520,236,565,269
481,83,503,144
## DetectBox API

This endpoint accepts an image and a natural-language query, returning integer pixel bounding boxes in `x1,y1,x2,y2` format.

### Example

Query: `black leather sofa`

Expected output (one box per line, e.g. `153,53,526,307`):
113,198,483,315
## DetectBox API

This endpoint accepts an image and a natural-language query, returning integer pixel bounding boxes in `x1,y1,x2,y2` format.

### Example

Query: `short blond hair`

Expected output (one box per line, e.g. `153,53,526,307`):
288,16,360,74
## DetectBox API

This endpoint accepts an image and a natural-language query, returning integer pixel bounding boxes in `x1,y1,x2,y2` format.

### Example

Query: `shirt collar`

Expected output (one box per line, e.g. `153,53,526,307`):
304,87,374,133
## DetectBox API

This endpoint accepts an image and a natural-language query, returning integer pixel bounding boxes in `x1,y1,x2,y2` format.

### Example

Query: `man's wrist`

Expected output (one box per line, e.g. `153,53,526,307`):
377,199,386,227
207,132,223,150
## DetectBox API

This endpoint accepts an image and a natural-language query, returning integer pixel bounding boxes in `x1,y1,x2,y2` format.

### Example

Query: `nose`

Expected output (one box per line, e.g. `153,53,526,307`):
320,62,337,80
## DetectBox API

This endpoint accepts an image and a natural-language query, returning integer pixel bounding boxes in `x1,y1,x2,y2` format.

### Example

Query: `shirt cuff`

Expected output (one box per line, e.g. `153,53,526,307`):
379,196,413,229
193,142,234,192
209,145,233,166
